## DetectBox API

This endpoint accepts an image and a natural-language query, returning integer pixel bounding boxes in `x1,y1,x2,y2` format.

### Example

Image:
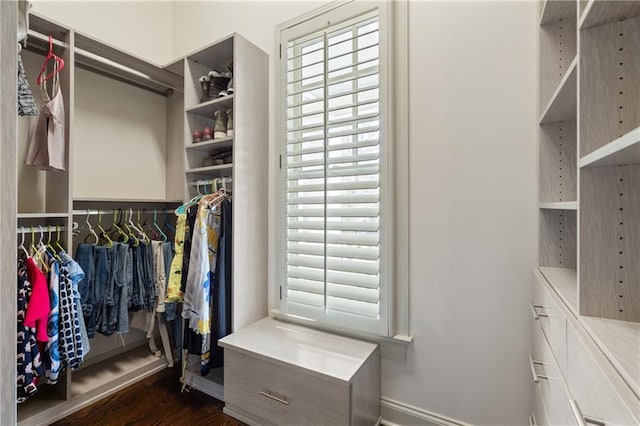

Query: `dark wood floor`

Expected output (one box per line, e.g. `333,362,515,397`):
52,367,244,425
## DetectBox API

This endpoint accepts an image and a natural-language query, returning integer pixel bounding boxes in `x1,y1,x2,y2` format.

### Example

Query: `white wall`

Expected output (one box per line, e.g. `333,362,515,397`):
31,1,539,424
31,0,173,65
382,2,538,424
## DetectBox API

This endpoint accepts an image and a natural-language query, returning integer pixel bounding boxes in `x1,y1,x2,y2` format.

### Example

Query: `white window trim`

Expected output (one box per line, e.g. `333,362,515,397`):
272,0,411,358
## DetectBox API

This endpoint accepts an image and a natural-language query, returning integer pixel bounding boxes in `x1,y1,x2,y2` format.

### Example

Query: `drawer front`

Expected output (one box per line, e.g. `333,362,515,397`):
566,318,638,426
224,350,350,426
532,321,577,426
533,270,568,372
532,379,550,426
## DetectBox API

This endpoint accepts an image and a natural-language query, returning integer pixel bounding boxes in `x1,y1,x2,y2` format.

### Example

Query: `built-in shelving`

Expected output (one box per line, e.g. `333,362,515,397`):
73,197,182,203
185,95,234,118
181,356,224,401
579,0,640,30
580,127,640,168
538,201,578,210
539,56,577,124
186,136,234,152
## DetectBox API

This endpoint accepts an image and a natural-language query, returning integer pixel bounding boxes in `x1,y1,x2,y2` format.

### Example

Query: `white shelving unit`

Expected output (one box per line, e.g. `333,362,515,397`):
175,33,269,400
7,11,186,425
535,2,640,425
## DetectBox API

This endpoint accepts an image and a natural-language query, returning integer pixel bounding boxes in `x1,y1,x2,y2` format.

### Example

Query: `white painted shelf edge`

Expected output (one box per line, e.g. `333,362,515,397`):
185,136,233,150
538,201,578,210
185,164,233,174
579,126,640,168
538,266,578,314
539,56,577,124
185,94,235,114
17,212,69,219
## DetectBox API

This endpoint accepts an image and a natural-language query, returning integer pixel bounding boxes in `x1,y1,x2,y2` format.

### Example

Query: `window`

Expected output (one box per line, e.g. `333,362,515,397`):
276,1,393,336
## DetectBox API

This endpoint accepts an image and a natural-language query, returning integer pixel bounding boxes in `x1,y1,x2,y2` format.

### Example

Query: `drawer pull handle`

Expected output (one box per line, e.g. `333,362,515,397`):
531,302,548,320
529,412,537,426
570,400,606,426
260,390,290,406
528,355,548,383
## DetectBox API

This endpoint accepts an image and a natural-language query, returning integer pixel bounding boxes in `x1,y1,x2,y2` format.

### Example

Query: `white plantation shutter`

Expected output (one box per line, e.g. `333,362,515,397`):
280,8,388,335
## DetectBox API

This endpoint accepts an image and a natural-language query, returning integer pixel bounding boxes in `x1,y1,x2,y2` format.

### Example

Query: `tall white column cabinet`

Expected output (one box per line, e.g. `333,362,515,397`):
1,10,268,425
534,1,640,425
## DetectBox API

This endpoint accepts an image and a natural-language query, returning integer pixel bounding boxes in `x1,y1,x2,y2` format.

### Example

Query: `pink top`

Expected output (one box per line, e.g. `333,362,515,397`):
24,258,51,343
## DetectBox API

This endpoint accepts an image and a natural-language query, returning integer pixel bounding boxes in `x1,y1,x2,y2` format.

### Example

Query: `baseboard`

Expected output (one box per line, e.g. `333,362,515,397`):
381,397,472,426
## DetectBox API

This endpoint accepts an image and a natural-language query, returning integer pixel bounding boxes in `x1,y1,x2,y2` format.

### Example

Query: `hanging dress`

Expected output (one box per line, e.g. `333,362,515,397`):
25,67,65,171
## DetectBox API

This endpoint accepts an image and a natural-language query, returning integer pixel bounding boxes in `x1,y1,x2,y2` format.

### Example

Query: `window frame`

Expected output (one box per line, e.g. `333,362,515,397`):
273,0,410,345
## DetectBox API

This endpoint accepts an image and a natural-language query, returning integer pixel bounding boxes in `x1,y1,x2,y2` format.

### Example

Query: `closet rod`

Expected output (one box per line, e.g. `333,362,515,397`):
72,209,175,217
17,223,78,234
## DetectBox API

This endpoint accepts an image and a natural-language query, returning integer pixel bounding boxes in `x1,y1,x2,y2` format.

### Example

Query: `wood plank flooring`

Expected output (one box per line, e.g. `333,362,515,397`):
53,367,243,425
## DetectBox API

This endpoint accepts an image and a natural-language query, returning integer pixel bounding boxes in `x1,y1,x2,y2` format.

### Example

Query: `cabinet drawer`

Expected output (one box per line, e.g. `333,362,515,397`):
224,349,350,426
533,270,568,371
532,321,576,426
566,318,638,426
532,379,550,426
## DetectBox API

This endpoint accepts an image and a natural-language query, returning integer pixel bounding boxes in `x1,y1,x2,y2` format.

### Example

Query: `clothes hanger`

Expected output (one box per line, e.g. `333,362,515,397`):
18,227,30,258
36,35,65,86
55,225,66,254
31,226,49,272
162,209,175,237
176,180,204,215
135,209,151,244
153,209,168,242
123,209,139,247
96,209,114,248
46,225,62,261
128,208,146,245
141,209,159,241
84,209,100,245
113,209,130,243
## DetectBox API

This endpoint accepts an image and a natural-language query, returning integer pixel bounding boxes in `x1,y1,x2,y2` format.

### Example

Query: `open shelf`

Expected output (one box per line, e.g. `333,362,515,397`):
580,15,640,157
580,164,640,323
540,209,577,270
539,266,577,314
580,0,640,30
540,0,577,25
540,121,577,202
539,201,578,210
181,355,224,401
580,126,640,168
17,383,67,425
18,347,166,426
539,56,577,124
540,13,577,118
185,164,233,176
186,136,234,152
186,95,234,118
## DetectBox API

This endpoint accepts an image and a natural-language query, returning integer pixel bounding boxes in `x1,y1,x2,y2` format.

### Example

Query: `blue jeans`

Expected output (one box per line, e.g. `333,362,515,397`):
92,246,110,335
75,244,96,338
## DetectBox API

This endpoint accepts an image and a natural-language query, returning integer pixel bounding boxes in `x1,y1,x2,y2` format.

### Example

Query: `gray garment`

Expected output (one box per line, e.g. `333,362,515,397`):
17,54,37,116
17,1,30,44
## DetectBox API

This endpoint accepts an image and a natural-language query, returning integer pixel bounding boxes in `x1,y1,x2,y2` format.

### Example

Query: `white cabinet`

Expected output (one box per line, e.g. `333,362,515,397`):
219,318,381,426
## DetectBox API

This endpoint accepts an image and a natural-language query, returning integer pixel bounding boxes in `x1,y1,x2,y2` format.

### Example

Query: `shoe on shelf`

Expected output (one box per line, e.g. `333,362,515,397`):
213,110,228,139
226,109,233,137
227,78,234,95
192,129,203,143
209,70,232,98
202,127,213,141
199,76,210,104
202,156,224,167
